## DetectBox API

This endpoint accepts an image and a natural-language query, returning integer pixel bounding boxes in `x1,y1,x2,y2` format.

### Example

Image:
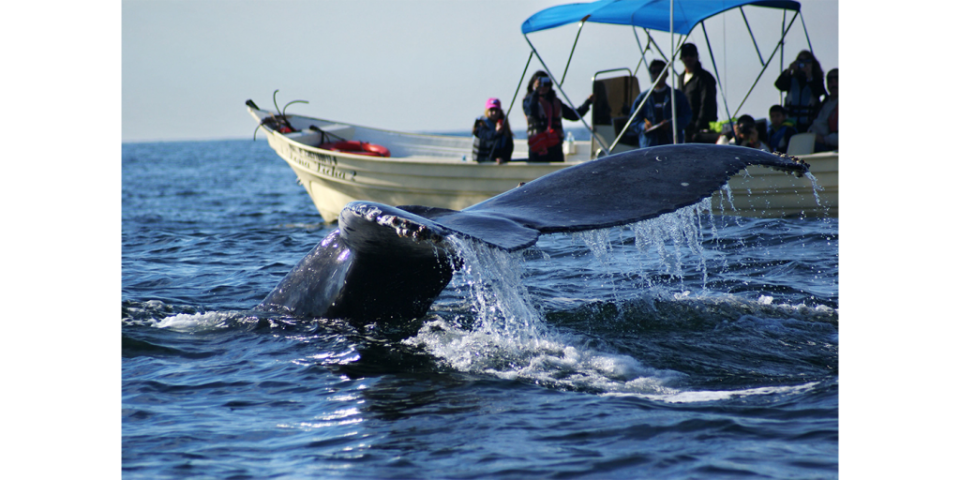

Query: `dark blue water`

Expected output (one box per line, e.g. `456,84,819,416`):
122,139,838,479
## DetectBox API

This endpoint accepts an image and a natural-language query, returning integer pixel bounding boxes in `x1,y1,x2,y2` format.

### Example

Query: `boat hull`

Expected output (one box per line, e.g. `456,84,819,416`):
709,152,838,218
262,122,577,222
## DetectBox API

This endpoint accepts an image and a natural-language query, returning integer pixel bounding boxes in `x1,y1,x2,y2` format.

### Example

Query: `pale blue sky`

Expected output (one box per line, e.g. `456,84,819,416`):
122,0,838,142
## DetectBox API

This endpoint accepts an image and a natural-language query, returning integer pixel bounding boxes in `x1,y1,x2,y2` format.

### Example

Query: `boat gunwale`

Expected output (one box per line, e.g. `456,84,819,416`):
253,107,593,167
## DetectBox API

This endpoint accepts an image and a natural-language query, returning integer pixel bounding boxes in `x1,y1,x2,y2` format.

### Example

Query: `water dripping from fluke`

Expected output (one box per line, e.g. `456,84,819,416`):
408,200,757,395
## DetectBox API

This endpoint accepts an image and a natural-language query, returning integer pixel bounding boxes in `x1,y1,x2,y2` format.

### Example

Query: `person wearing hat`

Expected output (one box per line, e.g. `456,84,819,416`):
627,60,692,148
522,71,594,162
471,97,514,164
677,43,718,143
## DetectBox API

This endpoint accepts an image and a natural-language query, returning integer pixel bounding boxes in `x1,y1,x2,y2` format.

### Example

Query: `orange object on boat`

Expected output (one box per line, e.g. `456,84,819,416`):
318,141,391,157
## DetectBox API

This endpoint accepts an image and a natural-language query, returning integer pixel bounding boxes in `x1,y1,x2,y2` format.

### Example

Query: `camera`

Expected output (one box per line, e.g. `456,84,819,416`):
797,62,806,69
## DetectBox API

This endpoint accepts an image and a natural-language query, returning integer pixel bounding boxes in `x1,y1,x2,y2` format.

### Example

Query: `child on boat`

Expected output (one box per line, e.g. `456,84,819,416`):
767,104,797,154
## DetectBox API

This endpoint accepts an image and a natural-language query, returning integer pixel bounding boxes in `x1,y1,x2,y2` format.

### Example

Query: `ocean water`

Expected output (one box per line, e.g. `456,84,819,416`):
122,139,838,479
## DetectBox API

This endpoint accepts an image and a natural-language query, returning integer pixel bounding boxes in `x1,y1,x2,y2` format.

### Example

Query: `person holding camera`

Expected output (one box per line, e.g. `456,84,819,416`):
522,71,593,162
774,50,826,133
716,115,769,152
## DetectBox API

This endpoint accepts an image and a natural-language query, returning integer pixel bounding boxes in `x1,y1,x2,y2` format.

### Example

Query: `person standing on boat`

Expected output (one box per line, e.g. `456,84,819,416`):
522,71,593,162
808,68,838,152
677,43,718,143
471,98,514,164
627,60,692,148
775,50,826,133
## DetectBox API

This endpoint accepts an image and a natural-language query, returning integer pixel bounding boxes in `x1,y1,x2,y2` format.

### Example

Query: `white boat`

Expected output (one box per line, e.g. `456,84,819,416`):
249,0,837,222
247,105,590,223
707,140,836,218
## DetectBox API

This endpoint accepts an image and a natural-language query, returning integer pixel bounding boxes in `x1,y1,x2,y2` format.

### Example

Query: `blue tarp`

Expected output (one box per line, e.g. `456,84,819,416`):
521,0,801,35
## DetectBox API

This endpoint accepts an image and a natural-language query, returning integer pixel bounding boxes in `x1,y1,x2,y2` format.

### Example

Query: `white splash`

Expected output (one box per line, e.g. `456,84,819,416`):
604,381,820,403
444,236,547,344
406,229,716,396
156,311,243,332
407,315,685,394
407,203,829,402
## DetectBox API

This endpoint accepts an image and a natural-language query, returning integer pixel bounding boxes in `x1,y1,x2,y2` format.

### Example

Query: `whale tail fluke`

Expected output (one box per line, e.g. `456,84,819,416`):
257,145,810,321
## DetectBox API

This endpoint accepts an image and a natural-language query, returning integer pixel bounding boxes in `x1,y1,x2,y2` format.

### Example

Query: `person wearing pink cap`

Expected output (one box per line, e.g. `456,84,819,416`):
471,97,513,164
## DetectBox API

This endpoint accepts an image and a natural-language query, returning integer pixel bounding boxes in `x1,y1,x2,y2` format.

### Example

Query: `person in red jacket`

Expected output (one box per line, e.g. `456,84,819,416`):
522,72,593,162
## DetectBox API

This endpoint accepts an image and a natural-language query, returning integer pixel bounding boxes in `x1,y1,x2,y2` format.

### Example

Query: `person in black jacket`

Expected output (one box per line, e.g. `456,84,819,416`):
677,43,718,143
471,98,513,164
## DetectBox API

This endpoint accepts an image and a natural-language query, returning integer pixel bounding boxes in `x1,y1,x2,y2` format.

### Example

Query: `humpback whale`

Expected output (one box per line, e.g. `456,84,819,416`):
256,144,810,322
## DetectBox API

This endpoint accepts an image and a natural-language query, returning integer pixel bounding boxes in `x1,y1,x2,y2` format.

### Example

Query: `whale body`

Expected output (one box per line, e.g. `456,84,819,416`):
256,144,810,322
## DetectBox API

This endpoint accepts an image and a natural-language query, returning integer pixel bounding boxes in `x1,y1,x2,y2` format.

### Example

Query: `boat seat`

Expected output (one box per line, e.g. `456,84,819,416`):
786,132,815,155
592,73,640,156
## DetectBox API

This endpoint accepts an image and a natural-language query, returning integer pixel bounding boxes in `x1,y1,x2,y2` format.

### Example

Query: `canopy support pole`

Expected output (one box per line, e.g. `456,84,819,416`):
701,23,733,127
780,10,786,104
560,16,591,87
800,12,814,53
739,7,765,67
524,34,609,156
631,26,652,77
606,41,685,153
733,10,799,118
506,50,534,118
669,0,677,144
643,28,686,78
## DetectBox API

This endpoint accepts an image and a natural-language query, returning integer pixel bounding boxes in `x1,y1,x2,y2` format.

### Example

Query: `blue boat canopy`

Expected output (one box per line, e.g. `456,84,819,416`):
521,0,801,35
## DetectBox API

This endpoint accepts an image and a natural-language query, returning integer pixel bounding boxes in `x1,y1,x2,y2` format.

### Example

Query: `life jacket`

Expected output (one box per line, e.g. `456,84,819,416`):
471,117,510,162
526,94,564,138
768,119,798,153
785,76,821,129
